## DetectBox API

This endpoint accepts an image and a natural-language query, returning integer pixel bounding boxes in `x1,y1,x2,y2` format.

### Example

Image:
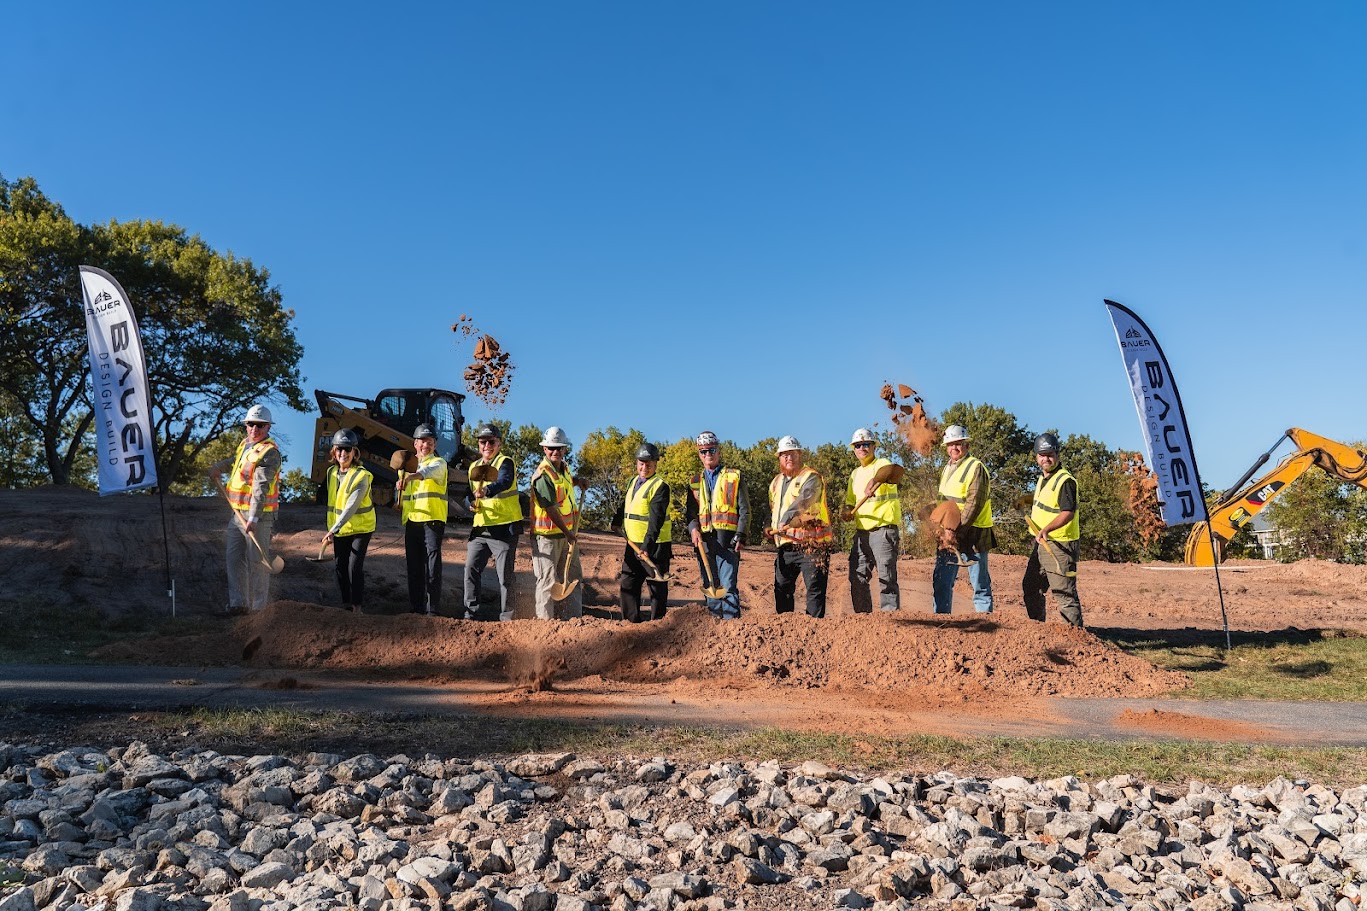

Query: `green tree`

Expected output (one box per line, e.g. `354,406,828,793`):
278,467,317,504
0,392,53,488
575,427,647,529
939,403,1037,554
0,174,307,488
1265,455,1367,563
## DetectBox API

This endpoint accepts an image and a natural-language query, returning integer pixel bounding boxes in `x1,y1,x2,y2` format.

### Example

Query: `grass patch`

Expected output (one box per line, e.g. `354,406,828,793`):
27,707,1357,791
1099,627,1367,700
0,596,219,664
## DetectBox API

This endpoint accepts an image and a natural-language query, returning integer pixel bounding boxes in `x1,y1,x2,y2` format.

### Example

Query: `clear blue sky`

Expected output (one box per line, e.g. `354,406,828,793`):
5,2,1363,488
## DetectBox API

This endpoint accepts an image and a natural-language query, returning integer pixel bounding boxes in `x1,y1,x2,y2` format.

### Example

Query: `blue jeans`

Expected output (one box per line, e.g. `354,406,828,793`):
932,547,993,614
701,541,741,619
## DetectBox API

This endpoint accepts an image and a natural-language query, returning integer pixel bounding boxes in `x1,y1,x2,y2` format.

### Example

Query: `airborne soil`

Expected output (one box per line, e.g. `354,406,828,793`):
4,486,1367,743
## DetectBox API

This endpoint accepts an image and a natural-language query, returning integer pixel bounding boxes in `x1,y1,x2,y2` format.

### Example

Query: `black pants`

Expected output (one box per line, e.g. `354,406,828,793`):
619,542,671,622
333,532,372,607
405,520,445,614
774,545,828,618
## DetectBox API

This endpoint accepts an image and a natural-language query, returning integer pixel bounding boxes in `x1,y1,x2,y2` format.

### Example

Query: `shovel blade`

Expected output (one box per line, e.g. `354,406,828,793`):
549,578,580,601
703,585,727,600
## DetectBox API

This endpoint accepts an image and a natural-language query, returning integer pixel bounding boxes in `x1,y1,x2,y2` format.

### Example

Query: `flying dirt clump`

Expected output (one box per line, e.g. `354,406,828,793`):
1121,451,1166,548
880,382,939,455
452,314,516,407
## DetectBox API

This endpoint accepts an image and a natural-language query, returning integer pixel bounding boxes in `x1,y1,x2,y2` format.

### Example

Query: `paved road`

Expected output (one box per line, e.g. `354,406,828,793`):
2,664,1364,747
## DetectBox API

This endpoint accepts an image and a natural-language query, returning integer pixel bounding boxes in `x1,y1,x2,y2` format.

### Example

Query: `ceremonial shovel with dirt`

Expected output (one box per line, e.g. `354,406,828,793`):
212,476,284,574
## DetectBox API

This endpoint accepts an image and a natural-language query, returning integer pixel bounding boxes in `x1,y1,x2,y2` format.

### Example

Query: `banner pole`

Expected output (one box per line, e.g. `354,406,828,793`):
157,484,175,617
1206,525,1232,652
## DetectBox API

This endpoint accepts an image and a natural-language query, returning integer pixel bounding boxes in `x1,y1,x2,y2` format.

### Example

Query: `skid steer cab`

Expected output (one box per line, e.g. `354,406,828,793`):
310,388,471,509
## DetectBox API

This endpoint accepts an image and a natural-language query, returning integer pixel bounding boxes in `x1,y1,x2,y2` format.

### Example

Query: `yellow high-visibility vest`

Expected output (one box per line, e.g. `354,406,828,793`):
623,474,672,544
402,454,448,523
938,455,994,529
691,468,742,533
769,467,833,546
849,457,902,531
470,453,521,527
225,438,279,513
1032,467,1080,542
531,458,577,537
327,465,376,535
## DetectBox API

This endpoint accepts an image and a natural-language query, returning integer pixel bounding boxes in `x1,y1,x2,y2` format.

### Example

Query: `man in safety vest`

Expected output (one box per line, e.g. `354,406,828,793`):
208,403,282,616
768,436,833,618
685,430,749,619
398,423,448,616
529,426,583,620
1023,432,1084,627
843,428,902,613
615,442,672,622
461,423,522,621
932,424,996,614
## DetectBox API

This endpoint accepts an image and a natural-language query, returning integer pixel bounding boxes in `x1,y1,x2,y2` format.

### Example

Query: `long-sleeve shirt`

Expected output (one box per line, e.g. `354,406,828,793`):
328,467,373,535
468,456,519,542
684,466,750,547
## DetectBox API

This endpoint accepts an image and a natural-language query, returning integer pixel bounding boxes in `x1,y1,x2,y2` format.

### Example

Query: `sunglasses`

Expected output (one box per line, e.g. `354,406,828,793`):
853,442,874,449
478,438,498,445
335,445,354,452
698,447,718,454
246,422,268,428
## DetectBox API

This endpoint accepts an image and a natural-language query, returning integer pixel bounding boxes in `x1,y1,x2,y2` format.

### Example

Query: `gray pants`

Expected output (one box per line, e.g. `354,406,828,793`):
225,512,274,612
849,525,900,613
465,534,518,621
1024,540,1084,627
531,535,583,620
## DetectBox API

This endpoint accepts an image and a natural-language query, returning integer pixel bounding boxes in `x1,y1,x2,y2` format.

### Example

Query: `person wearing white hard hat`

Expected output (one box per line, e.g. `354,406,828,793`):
207,404,282,616
843,428,902,613
767,436,833,618
529,426,585,620
321,429,375,613
685,430,749,619
933,424,996,614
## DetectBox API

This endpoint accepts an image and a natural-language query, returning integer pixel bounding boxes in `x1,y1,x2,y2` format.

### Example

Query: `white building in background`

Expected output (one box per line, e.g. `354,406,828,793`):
1249,514,1284,560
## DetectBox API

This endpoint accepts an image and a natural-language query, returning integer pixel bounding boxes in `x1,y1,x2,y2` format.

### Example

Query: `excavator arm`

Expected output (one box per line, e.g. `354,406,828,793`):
1185,428,1367,565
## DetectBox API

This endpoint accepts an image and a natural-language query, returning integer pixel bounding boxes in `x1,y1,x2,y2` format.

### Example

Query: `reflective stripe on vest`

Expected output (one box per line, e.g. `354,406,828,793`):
471,453,521,527
531,458,578,537
623,474,672,544
402,454,448,523
327,465,376,535
225,438,279,513
691,467,741,533
850,457,902,531
1032,468,1080,542
938,455,994,529
769,467,833,546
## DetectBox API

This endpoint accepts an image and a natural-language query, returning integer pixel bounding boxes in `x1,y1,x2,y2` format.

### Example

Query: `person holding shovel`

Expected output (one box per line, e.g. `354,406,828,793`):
932,424,996,614
685,431,749,620
615,443,672,623
768,436,833,618
208,403,282,616
322,429,374,613
842,428,903,613
1023,432,1085,627
530,426,583,620
398,424,448,616
461,423,522,621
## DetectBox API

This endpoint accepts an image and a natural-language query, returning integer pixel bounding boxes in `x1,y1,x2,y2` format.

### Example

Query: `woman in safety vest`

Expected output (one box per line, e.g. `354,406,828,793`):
322,429,375,612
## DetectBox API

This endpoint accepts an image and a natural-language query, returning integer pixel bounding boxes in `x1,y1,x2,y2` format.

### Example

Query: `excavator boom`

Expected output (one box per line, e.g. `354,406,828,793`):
1186,428,1367,565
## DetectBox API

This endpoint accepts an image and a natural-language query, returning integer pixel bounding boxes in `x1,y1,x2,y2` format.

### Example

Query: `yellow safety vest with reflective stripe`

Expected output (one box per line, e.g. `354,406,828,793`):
691,467,742,533
769,467,833,546
225,438,279,513
848,457,902,531
327,465,375,535
531,458,577,537
938,455,993,529
470,453,521,526
402,454,448,523
1032,467,1080,542
623,474,672,544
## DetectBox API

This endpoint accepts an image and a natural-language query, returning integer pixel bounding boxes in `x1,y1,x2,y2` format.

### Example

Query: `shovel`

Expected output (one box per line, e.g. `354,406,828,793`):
548,537,580,601
851,462,905,512
306,540,330,563
212,476,284,574
694,537,727,601
929,500,973,568
628,539,670,582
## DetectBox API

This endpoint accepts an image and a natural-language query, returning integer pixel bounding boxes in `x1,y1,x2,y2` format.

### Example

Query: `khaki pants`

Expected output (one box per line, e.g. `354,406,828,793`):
532,534,582,620
1024,539,1083,627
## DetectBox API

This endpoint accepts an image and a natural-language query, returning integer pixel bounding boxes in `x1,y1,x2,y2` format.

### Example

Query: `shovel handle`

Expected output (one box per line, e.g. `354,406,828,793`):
212,476,284,574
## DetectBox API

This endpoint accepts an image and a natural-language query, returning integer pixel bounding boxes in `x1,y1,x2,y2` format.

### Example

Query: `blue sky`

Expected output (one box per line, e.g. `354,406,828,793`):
5,2,1363,488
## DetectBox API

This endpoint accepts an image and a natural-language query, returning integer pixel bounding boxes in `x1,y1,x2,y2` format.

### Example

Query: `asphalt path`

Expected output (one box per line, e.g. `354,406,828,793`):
1,664,1364,747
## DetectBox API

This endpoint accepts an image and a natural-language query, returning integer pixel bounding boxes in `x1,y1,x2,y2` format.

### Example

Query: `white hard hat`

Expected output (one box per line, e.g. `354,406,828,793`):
540,426,571,448
849,428,876,446
696,430,720,448
776,435,802,454
943,424,970,445
245,404,273,424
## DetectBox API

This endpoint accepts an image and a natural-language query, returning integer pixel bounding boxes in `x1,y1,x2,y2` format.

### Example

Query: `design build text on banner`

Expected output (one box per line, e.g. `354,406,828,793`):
79,266,159,495
1104,299,1207,527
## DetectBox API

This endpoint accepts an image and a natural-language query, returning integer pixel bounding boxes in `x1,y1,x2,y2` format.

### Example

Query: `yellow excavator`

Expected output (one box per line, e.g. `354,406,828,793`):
309,388,470,508
1185,428,1367,565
